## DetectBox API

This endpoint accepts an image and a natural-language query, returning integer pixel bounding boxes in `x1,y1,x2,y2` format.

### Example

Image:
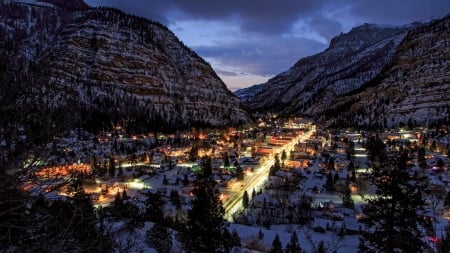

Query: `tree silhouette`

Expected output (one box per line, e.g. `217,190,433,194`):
242,190,249,209
184,178,225,252
285,231,302,253
269,233,284,253
144,191,165,223
359,154,426,252
146,223,172,253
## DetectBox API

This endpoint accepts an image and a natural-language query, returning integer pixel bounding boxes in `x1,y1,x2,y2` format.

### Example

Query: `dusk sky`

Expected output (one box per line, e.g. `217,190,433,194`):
84,0,450,91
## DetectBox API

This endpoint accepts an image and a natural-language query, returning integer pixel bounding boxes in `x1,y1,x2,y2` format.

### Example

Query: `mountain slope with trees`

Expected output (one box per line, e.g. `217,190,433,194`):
244,15,450,128
0,0,251,135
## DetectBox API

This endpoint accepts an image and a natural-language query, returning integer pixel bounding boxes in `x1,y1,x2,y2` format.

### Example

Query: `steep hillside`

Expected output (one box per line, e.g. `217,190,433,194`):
328,16,450,128
0,0,251,134
247,23,410,116
246,16,450,128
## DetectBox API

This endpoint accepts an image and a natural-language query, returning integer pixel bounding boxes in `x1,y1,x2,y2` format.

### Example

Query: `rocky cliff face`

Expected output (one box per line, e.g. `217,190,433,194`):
328,16,450,128
245,16,450,128
247,23,410,116
0,0,251,132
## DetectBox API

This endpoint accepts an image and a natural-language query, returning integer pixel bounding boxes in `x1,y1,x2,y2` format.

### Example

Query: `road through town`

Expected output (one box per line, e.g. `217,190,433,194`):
223,129,313,221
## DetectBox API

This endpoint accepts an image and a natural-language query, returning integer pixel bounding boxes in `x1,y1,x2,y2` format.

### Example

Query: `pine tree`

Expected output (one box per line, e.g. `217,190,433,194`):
201,156,212,178
242,190,249,209
269,233,284,253
358,154,426,252
333,172,340,184
342,179,354,209
285,231,302,253
144,191,165,223
325,172,335,191
146,223,172,253
223,152,230,167
315,241,326,253
236,165,244,180
184,178,225,252
109,156,115,177
444,191,450,207
281,149,287,167
223,228,241,252
274,154,281,172
418,147,427,169
365,135,387,168
437,223,450,253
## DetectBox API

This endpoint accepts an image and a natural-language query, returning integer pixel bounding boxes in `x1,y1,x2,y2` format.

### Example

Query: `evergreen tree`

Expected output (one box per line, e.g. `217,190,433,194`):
365,135,387,168
348,160,356,181
328,157,335,171
282,149,287,159
184,178,225,252
222,228,241,252
252,188,257,199
258,228,264,239
117,162,123,176
281,149,287,167
144,191,165,223
437,223,450,253
242,190,249,209
342,179,354,209
418,147,427,169
170,190,181,209
333,172,340,184
201,156,212,178
236,165,244,180
269,233,284,253
223,152,230,167
315,241,326,253
296,193,313,224
274,154,281,172
109,156,115,177
189,146,198,162
325,172,335,191
29,191,113,252
437,158,444,171
146,223,172,253
183,173,189,186
444,191,450,207
285,231,302,253
358,154,426,252
346,141,355,161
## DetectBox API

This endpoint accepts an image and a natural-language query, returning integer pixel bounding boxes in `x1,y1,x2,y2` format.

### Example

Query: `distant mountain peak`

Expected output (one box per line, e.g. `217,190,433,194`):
243,15,450,128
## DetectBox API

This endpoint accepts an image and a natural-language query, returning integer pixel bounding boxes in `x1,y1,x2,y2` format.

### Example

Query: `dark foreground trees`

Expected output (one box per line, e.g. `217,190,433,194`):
0,188,113,252
358,152,426,252
183,164,240,252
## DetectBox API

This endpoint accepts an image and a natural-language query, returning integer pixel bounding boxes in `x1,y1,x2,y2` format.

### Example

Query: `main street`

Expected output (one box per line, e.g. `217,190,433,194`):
223,129,314,221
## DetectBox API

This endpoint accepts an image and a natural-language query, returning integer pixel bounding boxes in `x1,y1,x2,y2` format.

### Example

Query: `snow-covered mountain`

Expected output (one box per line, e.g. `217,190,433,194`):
0,0,251,131
245,16,450,128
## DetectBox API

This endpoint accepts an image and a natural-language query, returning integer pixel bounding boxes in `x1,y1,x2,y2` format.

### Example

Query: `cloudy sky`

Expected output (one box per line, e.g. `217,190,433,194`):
84,0,450,91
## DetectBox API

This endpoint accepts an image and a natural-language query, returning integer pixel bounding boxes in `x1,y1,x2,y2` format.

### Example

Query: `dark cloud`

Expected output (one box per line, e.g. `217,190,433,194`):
309,17,343,41
216,70,238,77
194,37,326,76
347,0,450,25
86,0,337,36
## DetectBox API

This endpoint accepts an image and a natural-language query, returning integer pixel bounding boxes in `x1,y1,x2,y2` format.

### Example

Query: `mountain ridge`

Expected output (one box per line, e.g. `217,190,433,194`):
0,1,251,134
241,16,450,128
